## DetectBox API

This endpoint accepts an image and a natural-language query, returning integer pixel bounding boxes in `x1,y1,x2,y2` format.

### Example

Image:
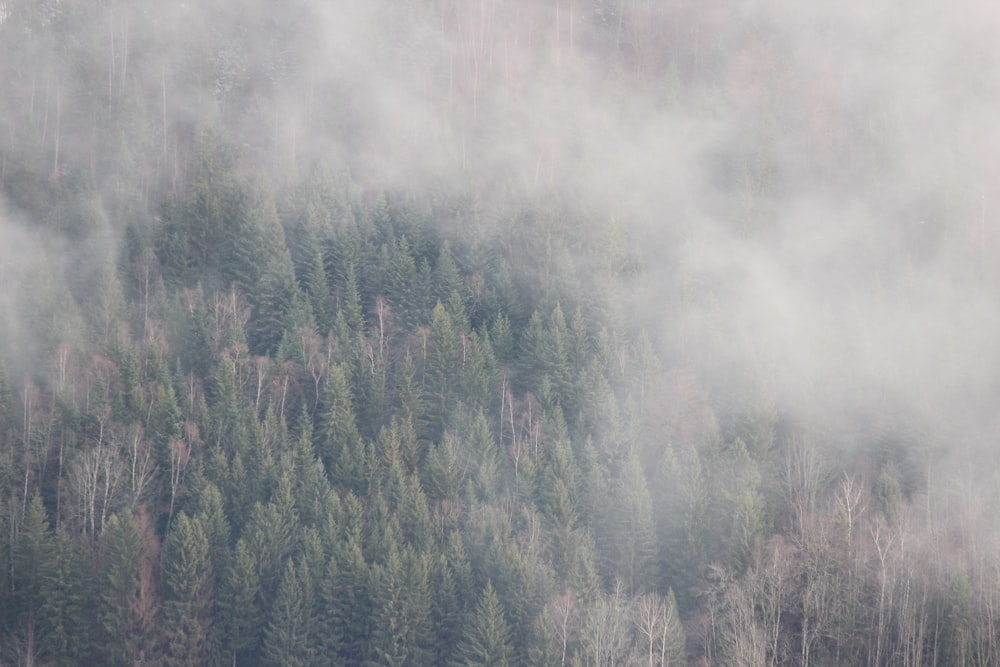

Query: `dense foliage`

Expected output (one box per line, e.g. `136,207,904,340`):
2,1,1000,666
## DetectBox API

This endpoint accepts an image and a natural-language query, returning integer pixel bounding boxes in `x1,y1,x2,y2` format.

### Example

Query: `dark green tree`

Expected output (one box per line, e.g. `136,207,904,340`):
97,511,161,667
161,512,215,666
220,539,264,665
39,527,94,665
316,363,368,495
452,582,514,667
306,249,335,335
369,543,433,667
10,495,51,627
321,532,372,666
263,559,319,667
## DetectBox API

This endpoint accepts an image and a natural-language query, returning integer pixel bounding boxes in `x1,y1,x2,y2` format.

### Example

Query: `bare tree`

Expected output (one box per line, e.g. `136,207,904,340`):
580,583,633,667
632,591,685,666
836,472,867,542
719,572,769,667
119,422,156,512
780,432,828,542
70,437,124,537
535,589,579,666
870,519,897,667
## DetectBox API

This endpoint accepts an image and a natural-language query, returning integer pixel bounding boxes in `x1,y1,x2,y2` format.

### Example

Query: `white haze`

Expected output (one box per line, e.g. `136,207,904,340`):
285,0,1000,456
4,0,1000,461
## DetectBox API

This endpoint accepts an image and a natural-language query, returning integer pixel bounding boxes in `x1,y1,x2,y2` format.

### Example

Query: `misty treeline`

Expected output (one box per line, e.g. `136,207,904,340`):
2,0,1000,665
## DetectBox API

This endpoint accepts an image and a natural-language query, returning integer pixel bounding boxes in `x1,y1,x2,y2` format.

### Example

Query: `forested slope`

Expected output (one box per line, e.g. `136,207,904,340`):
2,1,1000,665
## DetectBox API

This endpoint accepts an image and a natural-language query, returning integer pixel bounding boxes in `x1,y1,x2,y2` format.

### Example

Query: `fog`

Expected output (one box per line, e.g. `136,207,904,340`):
6,2,1000,663
3,0,1000,463
284,0,1000,459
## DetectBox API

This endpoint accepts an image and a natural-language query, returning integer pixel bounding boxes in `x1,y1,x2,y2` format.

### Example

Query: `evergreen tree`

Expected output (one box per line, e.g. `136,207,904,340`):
263,559,319,667
369,543,433,667
97,511,161,667
424,301,460,439
321,533,372,666
334,263,365,350
316,363,368,495
161,512,215,667
40,526,94,666
220,539,264,665
11,495,51,626
458,330,496,414
434,240,465,310
452,582,514,667
306,249,335,335
244,493,302,601
429,553,464,665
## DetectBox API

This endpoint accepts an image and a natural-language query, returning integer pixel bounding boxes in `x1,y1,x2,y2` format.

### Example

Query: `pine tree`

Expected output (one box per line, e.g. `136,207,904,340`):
434,240,465,311
321,533,372,666
220,539,263,665
189,481,231,588
424,301,460,440
429,553,464,665
316,363,368,495
306,249,335,335
369,544,433,667
452,582,514,667
247,493,302,598
161,512,214,667
335,263,365,349
97,511,161,667
263,559,318,667
458,330,496,414
38,526,94,665
11,495,51,625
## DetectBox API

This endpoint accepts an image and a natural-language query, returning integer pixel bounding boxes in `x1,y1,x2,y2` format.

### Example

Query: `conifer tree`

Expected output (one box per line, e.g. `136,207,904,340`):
97,511,161,667
317,363,368,495
11,495,51,626
369,543,433,667
434,240,465,310
425,301,460,439
452,582,514,667
306,249,335,335
161,512,214,666
264,559,318,667
322,533,372,666
220,539,263,665
40,526,94,665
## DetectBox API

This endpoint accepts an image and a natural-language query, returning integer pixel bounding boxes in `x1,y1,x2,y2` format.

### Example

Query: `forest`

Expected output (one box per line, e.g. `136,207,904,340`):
2,0,1000,665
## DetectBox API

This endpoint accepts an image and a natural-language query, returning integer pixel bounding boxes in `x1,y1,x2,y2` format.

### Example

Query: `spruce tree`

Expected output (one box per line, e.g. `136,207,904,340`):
263,559,318,667
220,539,263,665
161,512,214,667
452,582,514,667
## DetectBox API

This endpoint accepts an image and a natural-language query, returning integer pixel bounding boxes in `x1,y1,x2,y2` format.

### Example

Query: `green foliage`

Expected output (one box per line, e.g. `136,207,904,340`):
97,512,160,667
11,496,51,625
263,560,319,667
369,544,433,666
452,582,514,667
162,513,215,666
317,363,368,495
220,539,263,664
425,301,462,439
321,533,372,665
1,6,993,664
40,527,94,666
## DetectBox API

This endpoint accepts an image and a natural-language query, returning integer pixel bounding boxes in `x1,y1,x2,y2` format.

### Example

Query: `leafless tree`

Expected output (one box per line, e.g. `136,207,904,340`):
632,591,685,667
580,582,633,667
780,431,828,542
119,422,156,512
70,437,124,537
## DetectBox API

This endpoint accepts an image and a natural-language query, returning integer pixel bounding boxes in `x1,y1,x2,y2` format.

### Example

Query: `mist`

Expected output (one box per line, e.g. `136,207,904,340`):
272,0,1000,458
3,0,1000,663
